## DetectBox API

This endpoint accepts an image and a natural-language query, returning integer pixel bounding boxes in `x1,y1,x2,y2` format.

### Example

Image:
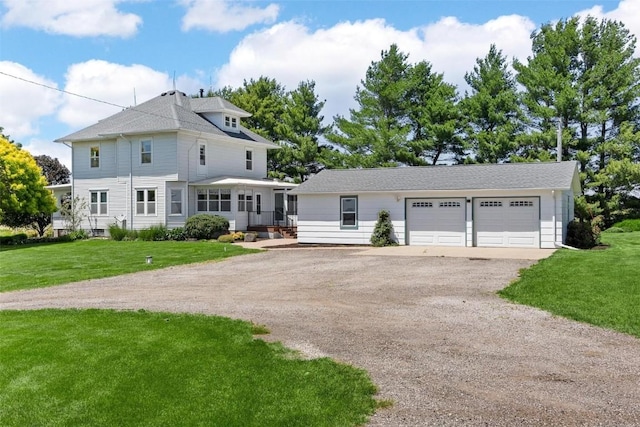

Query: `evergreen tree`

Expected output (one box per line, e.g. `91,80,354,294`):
326,44,411,168
461,45,523,163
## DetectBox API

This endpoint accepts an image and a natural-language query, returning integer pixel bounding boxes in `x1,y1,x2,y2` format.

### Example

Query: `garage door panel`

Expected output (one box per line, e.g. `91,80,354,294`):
407,198,465,246
474,198,540,248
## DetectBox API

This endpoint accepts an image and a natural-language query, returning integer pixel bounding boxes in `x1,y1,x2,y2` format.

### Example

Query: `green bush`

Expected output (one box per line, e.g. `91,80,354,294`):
0,233,28,245
611,218,640,232
166,227,186,241
217,234,235,243
109,224,128,241
138,225,168,241
68,230,89,241
370,210,397,247
184,214,229,240
566,220,599,249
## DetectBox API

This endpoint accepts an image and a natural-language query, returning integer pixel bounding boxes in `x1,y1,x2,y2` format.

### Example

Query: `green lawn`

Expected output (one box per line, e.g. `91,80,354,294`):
0,309,378,426
0,240,259,293
499,232,640,338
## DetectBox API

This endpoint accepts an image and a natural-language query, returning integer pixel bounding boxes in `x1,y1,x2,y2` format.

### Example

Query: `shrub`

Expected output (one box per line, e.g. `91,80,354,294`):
138,225,168,241
217,234,235,243
184,214,229,240
0,233,28,245
68,230,89,241
370,210,397,247
166,227,186,241
611,218,640,232
109,224,128,241
231,231,245,241
566,220,600,249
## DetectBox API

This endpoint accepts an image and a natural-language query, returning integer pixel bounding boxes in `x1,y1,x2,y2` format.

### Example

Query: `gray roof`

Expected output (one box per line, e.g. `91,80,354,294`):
291,161,581,194
55,90,276,148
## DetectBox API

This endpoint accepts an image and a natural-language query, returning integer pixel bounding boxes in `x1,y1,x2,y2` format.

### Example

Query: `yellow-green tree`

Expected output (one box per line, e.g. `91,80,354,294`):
0,135,57,230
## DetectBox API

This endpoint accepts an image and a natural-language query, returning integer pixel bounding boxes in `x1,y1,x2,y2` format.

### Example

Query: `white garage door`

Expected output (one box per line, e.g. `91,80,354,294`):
406,198,466,246
474,198,540,248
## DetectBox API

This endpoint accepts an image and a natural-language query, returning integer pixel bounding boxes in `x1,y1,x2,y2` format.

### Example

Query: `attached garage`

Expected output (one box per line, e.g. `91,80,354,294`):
474,197,540,248
291,161,581,249
407,198,466,246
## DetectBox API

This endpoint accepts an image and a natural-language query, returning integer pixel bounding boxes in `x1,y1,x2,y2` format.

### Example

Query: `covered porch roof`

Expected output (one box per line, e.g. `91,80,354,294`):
189,176,298,189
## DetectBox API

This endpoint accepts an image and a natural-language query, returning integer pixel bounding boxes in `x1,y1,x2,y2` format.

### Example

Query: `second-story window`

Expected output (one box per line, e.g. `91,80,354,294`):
90,146,99,168
199,143,206,166
245,149,253,170
140,139,152,164
224,116,238,129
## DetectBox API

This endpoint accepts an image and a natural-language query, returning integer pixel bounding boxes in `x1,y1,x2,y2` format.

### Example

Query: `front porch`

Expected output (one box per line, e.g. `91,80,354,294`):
246,210,298,238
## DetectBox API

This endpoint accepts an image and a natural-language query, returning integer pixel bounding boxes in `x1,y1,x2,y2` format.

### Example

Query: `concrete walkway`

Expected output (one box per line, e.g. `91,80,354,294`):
237,239,556,260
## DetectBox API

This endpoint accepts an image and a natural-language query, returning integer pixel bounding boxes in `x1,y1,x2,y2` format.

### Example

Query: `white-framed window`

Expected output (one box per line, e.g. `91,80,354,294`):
439,201,461,208
90,191,108,215
199,143,206,166
90,146,100,168
238,192,254,212
170,189,183,215
197,188,231,212
340,196,358,229
510,200,534,207
140,139,152,164
136,189,156,215
245,149,253,170
224,115,237,129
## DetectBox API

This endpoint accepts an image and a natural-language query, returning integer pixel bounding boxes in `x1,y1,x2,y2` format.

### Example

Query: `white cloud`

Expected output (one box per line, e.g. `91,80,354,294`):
58,60,202,128
23,137,73,169
0,0,142,38
576,0,640,55
180,0,279,33
0,61,62,138
215,16,535,122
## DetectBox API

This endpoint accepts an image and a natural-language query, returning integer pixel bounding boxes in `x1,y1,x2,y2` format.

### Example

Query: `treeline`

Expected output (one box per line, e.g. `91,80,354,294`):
207,16,640,224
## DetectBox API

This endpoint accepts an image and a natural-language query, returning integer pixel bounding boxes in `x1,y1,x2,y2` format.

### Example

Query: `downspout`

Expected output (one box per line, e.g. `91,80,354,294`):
120,134,133,230
551,190,556,246
63,142,73,236
187,140,198,220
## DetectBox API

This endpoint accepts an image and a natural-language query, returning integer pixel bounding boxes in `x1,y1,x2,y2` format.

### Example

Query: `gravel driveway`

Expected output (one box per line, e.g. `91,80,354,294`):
2,248,639,426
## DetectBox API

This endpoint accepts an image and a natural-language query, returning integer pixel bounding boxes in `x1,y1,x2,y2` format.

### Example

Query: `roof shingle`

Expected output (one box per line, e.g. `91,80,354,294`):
291,161,580,194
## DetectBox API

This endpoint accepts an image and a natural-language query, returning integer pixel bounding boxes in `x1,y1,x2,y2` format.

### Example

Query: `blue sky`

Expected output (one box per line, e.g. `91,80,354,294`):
1,0,638,167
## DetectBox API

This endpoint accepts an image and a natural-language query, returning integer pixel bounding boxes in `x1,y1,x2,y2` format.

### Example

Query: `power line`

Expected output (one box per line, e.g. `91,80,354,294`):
0,70,127,109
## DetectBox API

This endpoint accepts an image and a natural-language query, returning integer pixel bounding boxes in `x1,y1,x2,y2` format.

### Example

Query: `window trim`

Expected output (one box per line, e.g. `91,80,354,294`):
90,145,100,168
89,190,108,216
340,196,358,230
238,192,254,212
140,138,152,165
169,189,183,216
135,188,157,216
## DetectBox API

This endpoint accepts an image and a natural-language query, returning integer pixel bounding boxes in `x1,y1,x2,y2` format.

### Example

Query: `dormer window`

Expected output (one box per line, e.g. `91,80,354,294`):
224,115,238,130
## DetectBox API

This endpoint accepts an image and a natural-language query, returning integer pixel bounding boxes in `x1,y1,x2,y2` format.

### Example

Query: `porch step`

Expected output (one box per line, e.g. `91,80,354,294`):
246,226,297,239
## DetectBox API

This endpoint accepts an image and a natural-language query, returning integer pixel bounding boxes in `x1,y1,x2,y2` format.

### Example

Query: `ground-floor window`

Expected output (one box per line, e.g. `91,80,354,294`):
340,196,358,229
170,189,183,215
136,189,156,215
90,190,108,215
238,192,254,212
197,188,231,212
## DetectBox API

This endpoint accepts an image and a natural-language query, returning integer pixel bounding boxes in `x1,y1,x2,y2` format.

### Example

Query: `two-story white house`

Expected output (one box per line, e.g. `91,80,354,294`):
50,90,297,236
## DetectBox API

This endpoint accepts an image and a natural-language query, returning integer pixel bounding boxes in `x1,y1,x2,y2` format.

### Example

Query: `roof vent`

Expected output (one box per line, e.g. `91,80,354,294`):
161,92,167,96
169,90,176,95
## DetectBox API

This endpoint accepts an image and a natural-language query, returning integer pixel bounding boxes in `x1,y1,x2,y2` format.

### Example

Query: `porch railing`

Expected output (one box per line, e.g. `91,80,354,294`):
247,210,297,227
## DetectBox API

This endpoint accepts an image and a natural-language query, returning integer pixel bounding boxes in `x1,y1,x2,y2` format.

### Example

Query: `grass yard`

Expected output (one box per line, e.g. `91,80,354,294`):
499,232,640,338
0,309,378,426
0,240,259,293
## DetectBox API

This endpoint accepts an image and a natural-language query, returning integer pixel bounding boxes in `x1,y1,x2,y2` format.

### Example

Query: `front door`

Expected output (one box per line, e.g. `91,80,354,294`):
275,192,284,224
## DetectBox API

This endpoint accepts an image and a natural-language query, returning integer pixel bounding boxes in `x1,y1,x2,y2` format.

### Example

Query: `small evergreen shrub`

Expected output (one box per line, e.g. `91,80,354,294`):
370,210,397,247
0,233,28,245
184,214,229,240
566,220,600,249
68,230,89,240
217,234,235,243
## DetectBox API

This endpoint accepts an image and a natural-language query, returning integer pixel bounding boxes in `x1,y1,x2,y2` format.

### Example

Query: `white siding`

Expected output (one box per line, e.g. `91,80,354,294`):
297,193,405,245
297,189,569,248
72,140,117,179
